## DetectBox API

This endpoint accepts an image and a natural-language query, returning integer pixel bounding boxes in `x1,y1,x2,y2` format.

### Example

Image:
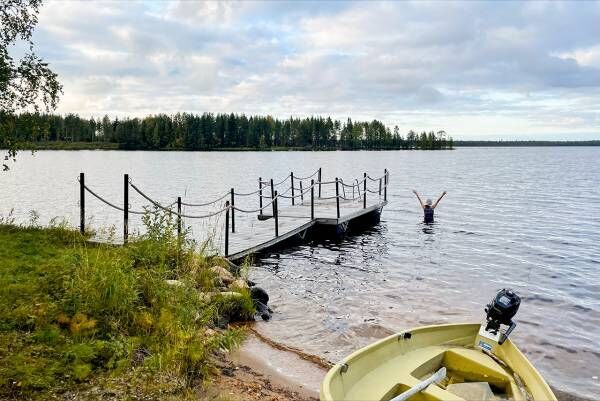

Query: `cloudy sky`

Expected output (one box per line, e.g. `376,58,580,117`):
32,1,600,139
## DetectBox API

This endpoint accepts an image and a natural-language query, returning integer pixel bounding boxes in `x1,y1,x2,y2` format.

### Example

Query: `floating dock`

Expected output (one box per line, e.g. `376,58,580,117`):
227,197,387,262
79,168,389,262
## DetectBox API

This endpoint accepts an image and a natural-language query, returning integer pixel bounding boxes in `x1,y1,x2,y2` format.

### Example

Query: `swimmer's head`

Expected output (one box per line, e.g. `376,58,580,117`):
425,199,433,206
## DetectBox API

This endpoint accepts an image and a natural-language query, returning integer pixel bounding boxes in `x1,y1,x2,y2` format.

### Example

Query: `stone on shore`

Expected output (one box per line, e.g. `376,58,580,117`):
211,265,235,285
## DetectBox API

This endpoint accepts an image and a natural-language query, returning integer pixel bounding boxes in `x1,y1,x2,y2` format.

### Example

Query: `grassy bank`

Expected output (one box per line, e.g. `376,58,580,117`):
0,215,255,400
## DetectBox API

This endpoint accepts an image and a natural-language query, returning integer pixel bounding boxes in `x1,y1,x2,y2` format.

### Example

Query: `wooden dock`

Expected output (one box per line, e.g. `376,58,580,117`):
226,197,387,261
79,168,389,262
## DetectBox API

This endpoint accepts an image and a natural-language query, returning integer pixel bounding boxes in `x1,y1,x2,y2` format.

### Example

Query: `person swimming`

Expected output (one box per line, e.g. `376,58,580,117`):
412,190,447,223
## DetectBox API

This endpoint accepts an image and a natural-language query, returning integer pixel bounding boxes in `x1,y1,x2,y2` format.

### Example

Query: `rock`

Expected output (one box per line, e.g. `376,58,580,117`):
218,291,243,298
210,265,235,285
229,278,249,290
165,279,184,287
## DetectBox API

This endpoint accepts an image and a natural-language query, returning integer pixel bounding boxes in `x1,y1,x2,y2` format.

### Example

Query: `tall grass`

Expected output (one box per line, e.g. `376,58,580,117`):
0,209,253,399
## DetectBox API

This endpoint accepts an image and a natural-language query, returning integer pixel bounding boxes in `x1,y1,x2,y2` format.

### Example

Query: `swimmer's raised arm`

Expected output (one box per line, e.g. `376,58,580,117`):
433,191,447,209
412,189,424,208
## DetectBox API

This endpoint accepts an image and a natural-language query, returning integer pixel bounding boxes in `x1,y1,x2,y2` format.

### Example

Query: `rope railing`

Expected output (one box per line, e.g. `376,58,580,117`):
80,181,146,215
293,168,320,181
129,180,229,219
278,182,316,200
261,174,290,187
234,187,263,197
180,191,230,207
77,168,388,256
259,168,319,187
339,177,367,188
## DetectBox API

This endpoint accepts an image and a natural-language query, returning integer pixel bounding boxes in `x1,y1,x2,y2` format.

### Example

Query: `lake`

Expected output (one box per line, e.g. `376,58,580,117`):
1,148,599,399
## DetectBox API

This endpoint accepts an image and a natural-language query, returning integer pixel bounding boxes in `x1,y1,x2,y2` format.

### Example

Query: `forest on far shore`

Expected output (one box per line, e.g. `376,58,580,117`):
1,112,453,150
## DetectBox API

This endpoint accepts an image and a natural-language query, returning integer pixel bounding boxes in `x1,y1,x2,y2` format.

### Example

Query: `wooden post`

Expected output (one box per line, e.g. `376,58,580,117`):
290,172,295,206
79,172,85,234
230,188,235,233
384,169,388,201
379,178,382,196
363,172,367,209
318,167,322,198
299,180,304,203
310,179,314,220
273,190,279,237
335,177,340,219
225,201,229,257
123,174,129,244
177,196,182,236
270,178,274,208
259,177,263,216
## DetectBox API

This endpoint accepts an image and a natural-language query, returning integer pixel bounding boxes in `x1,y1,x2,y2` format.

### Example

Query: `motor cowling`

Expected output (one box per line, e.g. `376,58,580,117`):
484,289,520,343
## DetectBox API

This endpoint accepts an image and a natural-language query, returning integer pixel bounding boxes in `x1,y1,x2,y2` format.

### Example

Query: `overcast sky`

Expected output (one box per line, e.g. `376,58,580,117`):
32,1,600,139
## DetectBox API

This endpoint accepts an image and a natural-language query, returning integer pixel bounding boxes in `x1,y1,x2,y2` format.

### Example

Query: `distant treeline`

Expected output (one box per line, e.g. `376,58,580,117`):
1,112,453,150
455,140,600,146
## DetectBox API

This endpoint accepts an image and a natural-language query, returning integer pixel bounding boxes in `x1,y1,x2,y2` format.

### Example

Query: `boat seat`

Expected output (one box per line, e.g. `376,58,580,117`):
345,346,512,401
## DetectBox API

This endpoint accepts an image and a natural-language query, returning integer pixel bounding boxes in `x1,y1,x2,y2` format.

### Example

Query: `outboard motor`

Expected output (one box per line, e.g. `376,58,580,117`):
484,289,520,345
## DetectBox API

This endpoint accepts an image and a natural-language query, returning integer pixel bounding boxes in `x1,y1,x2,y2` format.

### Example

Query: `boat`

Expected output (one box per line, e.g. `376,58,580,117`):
320,289,557,401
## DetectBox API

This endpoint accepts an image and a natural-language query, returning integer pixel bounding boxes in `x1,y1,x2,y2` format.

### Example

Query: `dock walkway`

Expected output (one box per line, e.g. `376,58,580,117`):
78,168,389,262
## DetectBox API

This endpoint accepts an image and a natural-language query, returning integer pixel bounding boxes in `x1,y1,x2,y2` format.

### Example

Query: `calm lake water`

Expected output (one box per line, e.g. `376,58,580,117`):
1,148,599,398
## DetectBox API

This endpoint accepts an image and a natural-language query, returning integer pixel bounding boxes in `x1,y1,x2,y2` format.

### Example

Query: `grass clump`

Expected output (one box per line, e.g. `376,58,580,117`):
0,211,254,399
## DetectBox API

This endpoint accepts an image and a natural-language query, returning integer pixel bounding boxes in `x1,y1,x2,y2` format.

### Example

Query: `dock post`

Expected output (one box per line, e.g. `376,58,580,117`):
259,177,263,216
79,172,85,234
225,201,230,257
273,190,279,237
124,174,129,244
230,188,235,233
363,172,367,209
311,179,315,220
299,181,304,203
379,178,382,197
177,196,182,236
270,179,274,206
384,169,388,201
318,167,322,198
335,178,340,219
290,172,295,206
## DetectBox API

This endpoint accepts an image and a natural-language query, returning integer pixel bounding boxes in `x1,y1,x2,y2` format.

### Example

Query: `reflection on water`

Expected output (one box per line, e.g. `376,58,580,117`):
1,148,599,398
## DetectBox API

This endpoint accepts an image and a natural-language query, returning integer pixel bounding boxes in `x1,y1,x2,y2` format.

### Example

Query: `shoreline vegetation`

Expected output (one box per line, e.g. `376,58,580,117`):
2,112,453,151
0,211,264,400
13,139,600,151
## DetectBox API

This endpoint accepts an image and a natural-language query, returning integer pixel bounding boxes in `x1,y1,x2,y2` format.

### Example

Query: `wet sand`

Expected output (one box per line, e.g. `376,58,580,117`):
224,332,328,400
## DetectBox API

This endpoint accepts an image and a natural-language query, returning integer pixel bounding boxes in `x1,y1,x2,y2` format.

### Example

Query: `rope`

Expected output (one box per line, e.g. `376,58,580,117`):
260,168,320,187
278,183,316,200
180,191,230,207
234,188,263,196
294,169,320,180
261,174,290,188
366,174,385,182
129,181,229,219
82,184,145,215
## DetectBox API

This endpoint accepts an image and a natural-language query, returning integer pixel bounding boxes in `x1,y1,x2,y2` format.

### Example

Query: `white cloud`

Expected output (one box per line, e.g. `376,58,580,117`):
29,0,600,138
